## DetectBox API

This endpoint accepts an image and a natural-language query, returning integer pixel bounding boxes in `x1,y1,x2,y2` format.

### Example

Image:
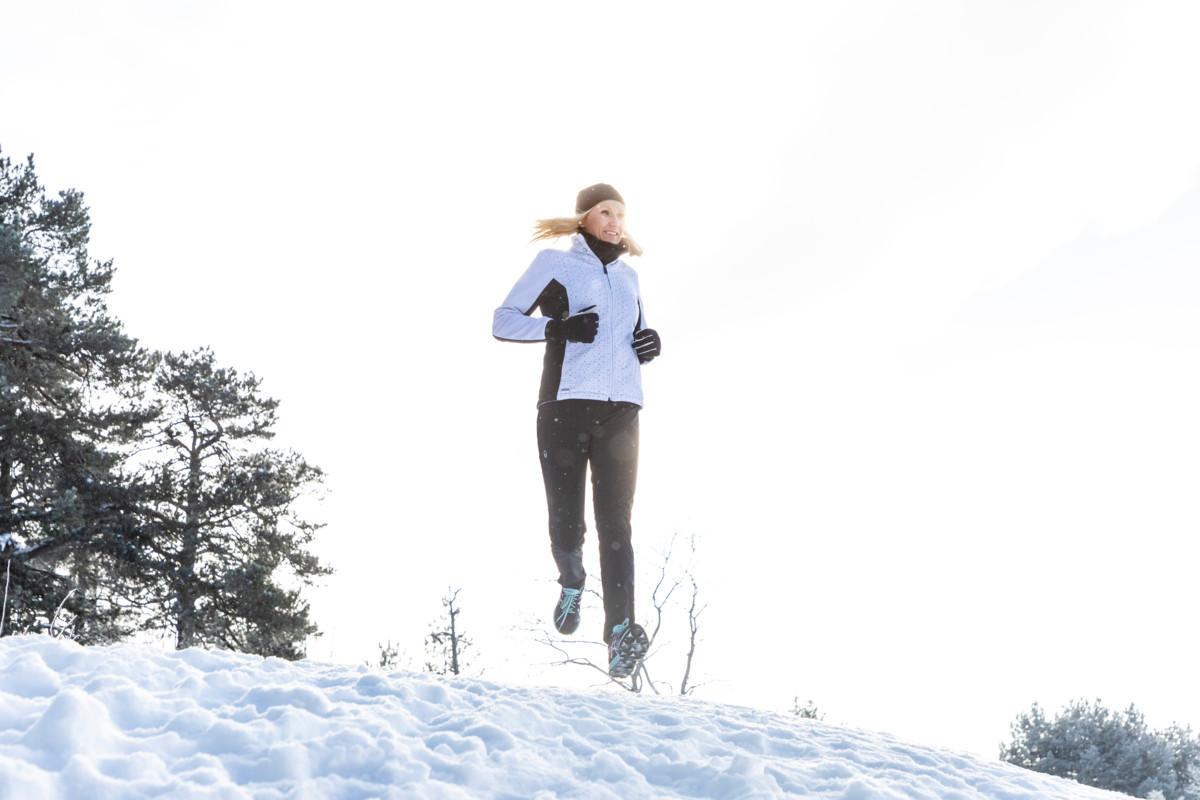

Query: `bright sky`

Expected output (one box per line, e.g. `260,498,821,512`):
3,1,1198,759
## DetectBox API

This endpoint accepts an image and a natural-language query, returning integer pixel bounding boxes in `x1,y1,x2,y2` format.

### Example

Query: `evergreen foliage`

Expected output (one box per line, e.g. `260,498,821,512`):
130,348,329,659
0,149,154,642
371,640,407,671
1,147,328,658
1001,699,1200,799
792,698,824,721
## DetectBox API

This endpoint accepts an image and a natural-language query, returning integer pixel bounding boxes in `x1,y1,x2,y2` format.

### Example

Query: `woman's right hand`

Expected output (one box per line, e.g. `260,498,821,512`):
545,312,599,343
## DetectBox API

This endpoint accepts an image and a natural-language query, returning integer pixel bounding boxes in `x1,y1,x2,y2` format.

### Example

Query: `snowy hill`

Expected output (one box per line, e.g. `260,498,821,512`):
0,636,1126,799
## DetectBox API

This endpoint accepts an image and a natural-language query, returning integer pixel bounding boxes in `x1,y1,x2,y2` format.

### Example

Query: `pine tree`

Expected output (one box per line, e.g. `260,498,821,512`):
791,698,824,720
130,348,329,658
425,588,471,675
1002,699,1200,799
0,148,153,641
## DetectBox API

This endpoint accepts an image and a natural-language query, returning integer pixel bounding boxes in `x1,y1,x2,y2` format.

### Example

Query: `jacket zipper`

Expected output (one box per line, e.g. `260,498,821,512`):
604,263,614,401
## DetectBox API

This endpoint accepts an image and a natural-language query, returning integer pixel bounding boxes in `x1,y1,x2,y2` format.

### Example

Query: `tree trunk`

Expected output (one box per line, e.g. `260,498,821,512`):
176,448,202,649
70,555,93,640
448,600,460,676
0,454,12,541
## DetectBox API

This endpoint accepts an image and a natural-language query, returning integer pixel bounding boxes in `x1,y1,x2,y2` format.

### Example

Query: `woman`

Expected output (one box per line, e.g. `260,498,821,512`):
492,183,661,679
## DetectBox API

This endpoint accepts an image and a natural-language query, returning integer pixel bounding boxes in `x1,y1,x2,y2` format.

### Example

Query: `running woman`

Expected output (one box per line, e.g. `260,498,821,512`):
492,183,661,678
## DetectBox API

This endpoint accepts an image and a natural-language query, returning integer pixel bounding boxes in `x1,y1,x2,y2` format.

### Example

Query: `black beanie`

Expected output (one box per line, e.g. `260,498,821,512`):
575,183,625,214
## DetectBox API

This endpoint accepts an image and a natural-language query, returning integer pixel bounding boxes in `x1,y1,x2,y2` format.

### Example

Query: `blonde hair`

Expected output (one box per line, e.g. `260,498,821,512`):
532,209,643,257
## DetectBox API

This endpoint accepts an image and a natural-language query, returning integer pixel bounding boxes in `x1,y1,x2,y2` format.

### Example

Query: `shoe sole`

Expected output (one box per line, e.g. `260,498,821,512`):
608,623,649,679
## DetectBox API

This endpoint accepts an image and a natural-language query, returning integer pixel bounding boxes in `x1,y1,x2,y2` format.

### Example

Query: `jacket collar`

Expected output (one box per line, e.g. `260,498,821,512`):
571,232,626,266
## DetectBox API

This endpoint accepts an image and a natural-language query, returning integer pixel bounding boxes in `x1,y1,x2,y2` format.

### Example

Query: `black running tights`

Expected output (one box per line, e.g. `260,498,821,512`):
536,399,639,643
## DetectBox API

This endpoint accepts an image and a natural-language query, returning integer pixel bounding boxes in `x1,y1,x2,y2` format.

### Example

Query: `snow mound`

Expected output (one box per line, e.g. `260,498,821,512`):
0,635,1126,799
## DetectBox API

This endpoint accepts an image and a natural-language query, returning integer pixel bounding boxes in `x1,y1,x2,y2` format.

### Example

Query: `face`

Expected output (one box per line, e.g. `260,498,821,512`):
580,200,626,244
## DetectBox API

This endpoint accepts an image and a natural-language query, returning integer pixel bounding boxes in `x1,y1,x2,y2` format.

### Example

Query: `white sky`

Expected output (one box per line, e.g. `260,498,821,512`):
3,0,1198,759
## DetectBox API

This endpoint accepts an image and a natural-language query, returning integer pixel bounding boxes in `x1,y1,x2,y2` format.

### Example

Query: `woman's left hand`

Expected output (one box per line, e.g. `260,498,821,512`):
633,328,661,364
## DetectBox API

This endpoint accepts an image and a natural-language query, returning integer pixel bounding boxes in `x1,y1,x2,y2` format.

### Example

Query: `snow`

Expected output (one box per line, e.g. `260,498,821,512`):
0,635,1128,799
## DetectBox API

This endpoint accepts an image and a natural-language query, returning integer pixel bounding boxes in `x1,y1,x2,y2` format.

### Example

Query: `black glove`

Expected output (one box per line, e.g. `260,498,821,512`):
632,328,661,363
545,312,599,343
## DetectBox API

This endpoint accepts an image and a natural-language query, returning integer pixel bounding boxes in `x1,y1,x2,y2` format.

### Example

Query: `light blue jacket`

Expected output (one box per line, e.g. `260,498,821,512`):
494,234,647,407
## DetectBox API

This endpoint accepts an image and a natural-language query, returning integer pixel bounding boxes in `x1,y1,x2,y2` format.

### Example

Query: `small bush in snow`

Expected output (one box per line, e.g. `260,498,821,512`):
1001,698,1200,799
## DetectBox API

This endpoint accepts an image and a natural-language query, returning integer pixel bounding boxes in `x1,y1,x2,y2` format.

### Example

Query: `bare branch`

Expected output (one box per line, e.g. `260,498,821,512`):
537,533,709,697
50,588,79,638
680,575,706,696
533,632,648,693
636,661,666,696
648,535,682,646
